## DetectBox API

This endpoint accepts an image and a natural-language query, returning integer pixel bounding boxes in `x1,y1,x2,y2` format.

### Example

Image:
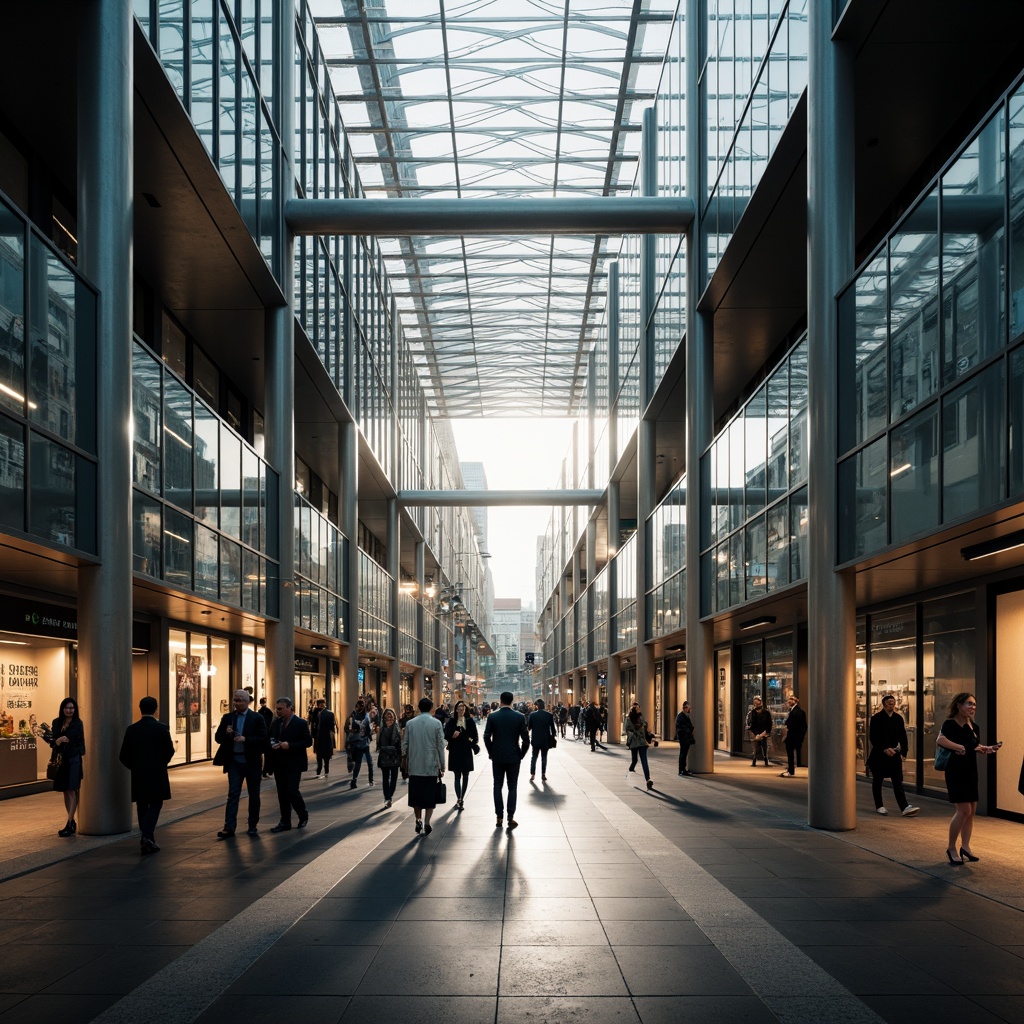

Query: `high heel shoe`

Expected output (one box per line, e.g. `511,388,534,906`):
945,848,963,865
959,847,980,862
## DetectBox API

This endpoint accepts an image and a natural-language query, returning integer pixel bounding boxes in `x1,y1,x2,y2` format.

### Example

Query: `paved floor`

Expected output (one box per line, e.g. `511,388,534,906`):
2,738,1024,1024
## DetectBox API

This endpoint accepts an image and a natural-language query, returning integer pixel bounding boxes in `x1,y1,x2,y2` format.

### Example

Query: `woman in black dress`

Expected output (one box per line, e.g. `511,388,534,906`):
936,692,1001,864
50,697,85,836
443,700,478,811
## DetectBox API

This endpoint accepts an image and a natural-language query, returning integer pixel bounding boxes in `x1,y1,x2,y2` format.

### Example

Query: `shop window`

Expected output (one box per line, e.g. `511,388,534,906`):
890,403,939,544
0,412,25,530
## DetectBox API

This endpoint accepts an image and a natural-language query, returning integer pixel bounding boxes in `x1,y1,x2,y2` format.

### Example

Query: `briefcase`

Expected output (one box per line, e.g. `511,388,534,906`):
435,774,447,804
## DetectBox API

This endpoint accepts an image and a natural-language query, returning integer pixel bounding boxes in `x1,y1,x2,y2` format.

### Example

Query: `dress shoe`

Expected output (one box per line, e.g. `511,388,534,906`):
246,826,259,835
57,824,75,837
646,779,654,790
349,779,357,789
297,816,309,829
530,774,535,781
506,818,518,830
415,819,422,833
495,816,503,828
270,823,291,833
423,824,432,836
141,838,160,854
217,828,236,839
541,775,547,781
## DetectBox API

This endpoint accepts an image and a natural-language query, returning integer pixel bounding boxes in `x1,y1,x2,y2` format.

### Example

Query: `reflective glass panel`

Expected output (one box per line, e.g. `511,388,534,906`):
890,403,939,544
0,199,25,418
1011,81,1024,339
839,440,886,562
163,505,193,589
163,374,193,511
29,433,75,546
0,411,25,530
194,401,219,524
195,522,219,597
133,491,161,577
132,343,161,493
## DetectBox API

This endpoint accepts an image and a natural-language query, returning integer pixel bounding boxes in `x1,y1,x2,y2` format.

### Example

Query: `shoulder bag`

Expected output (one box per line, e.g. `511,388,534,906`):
934,744,951,771
434,772,447,805
46,752,63,781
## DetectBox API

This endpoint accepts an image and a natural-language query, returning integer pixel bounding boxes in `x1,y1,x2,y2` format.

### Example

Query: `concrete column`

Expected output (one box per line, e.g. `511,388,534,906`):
635,107,658,727
607,655,623,744
807,2,856,830
76,0,133,834
607,479,621,742
387,496,401,712
341,418,359,712
684,0,716,776
607,262,620,473
415,539,426,670
264,0,297,705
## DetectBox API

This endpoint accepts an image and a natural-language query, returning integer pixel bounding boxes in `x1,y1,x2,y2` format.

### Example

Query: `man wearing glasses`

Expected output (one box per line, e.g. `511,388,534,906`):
867,694,919,817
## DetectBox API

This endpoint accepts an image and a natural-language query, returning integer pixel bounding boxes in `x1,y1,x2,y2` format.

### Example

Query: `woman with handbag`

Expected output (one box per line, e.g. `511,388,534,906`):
625,705,654,790
936,692,1001,865
50,697,85,836
443,700,479,810
376,708,402,808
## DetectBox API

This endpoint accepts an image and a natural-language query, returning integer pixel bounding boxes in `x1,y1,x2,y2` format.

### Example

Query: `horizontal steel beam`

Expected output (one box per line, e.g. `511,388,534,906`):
399,489,604,507
286,197,694,237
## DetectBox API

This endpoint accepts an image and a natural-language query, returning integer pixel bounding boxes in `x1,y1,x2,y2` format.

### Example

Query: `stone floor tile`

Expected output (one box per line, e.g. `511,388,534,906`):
501,920,609,945
194,994,350,1024
0,992,121,1023
616,946,752,996
859,994,1009,1024
497,996,640,1023
603,920,711,946
341,996,496,1023
633,995,776,1023
227,945,377,996
357,945,500,995
498,946,628,996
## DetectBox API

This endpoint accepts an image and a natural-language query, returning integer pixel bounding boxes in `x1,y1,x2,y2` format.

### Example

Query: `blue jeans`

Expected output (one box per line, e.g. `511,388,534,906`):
629,745,650,780
350,747,373,781
225,759,262,830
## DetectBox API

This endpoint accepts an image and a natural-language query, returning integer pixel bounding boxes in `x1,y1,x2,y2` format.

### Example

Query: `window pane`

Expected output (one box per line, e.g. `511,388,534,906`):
163,374,193,511
766,500,789,591
890,403,939,544
220,423,241,539
29,433,75,546
942,361,1004,521
766,360,788,494
195,523,219,597
132,343,162,493
839,440,887,562
28,242,78,445
163,506,193,589
789,486,808,580
839,255,886,452
242,447,260,548
788,340,808,485
220,537,241,606
191,0,216,160
943,111,1005,380
0,199,26,419
1009,345,1024,496
194,401,219,524
744,385,767,520
745,515,767,601
1010,81,1024,340
133,491,161,576
0,411,25,530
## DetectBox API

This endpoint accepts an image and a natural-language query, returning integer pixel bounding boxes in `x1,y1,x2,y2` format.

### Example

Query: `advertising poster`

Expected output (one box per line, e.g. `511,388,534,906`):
175,653,202,733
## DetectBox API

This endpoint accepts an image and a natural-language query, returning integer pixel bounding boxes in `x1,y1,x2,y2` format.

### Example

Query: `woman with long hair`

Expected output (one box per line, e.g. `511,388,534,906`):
49,697,85,836
443,699,479,811
376,708,402,808
936,692,1001,864
625,705,654,790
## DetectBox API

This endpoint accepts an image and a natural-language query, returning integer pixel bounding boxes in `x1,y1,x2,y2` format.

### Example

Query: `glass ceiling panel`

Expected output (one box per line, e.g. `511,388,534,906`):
315,0,677,417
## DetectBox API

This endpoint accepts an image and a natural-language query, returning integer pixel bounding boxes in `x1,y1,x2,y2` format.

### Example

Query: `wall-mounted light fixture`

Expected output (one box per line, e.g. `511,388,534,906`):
666,644,684,654
961,529,1024,561
739,614,777,630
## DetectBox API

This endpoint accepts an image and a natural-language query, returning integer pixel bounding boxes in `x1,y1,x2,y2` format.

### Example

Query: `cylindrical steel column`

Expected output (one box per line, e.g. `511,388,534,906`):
635,106,658,726
684,0,715,775
264,0,297,706
76,0,133,835
607,479,621,742
341,418,360,712
807,2,856,830
387,497,401,712
415,540,426,672
607,262,620,473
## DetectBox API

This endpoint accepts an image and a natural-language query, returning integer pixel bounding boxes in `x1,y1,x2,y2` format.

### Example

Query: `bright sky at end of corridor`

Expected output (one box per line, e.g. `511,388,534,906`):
451,418,575,605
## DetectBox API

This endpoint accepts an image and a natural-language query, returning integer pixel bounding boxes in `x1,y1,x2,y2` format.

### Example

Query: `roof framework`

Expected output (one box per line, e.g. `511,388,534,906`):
315,0,677,417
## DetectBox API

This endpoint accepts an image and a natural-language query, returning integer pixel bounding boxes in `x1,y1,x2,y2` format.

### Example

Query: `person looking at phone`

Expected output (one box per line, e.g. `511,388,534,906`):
936,692,1001,864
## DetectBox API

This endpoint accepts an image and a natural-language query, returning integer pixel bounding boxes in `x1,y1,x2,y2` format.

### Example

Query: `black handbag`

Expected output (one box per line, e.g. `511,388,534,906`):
46,753,63,781
435,773,447,804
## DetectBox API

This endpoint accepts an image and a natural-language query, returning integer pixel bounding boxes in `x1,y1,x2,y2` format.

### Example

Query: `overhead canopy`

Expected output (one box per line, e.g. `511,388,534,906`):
314,0,679,417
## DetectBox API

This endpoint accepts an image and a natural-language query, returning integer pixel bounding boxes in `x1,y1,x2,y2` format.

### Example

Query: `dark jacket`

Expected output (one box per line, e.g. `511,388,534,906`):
213,708,267,769
483,706,529,764
583,704,603,730
867,709,907,770
313,709,337,756
257,704,274,729
675,710,694,744
269,713,312,772
119,715,175,802
784,704,807,748
526,708,557,749
747,706,772,737
444,714,479,773
50,717,85,759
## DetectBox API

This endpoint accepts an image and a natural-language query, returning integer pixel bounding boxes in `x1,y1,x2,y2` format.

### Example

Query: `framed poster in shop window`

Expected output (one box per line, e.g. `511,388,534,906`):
175,654,202,733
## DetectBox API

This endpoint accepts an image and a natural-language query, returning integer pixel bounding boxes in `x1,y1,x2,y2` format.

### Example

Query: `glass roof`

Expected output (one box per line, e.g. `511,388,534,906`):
314,0,677,417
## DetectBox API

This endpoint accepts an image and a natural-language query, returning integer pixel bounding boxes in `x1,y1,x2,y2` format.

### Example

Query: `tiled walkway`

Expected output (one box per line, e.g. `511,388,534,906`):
2,739,1024,1024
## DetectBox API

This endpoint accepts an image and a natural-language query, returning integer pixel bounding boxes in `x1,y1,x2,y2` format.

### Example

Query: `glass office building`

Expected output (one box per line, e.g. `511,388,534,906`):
1,1,1023,834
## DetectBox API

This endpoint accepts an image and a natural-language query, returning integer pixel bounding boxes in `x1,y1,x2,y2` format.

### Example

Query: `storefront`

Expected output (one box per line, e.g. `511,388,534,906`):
726,631,799,763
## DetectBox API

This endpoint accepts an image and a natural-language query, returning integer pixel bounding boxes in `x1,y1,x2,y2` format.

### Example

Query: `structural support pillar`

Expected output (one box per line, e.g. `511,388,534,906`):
341,419,360,712
607,479,622,743
76,0,133,834
387,497,401,713
807,2,856,830
635,106,658,727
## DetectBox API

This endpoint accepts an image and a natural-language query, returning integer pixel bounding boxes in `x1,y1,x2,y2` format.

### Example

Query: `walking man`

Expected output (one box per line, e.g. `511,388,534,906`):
118,696,175,854
584,699,604,751
675,700,695,775
402,696,446,835
268,697,312,832
483,690,530,830
867,694,919,816
527,698,557,781
312,698,337,778
747,695,772,766
213,689,267,838
779,694,807,777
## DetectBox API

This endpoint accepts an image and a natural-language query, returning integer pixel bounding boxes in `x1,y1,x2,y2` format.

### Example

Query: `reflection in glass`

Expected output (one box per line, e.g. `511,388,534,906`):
195,523,219,597
0,412,24,530
839,440,886,561
1010,82,1024,339
789,486,808,581
890,403,939,544
220,538,241,606
839,254,886,452
163,506,193,589
194,402,219,524
133,492,161,576
0,200,26,419
133,343,161,493
220,423,241,539
164,375,194,511
30,432,75,546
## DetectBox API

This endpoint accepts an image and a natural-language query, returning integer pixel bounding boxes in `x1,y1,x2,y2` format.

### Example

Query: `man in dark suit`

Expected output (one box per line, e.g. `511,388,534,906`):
118,695,175,854
483,690,529,830
780,694,808,778
214,689,268,838
268,696,312,832
675,700,695,776
526,698,557,782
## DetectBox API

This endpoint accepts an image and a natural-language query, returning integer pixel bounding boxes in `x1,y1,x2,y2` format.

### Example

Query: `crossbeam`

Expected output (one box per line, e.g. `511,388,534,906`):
399,489,604,507
285,197,694,237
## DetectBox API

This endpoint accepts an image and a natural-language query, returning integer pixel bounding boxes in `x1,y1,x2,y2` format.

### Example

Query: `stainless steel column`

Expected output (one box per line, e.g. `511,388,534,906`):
684,0,715,775
265,0,297,705
807,2,856,830
76,0,133,834
415,539,426,673
607,478,622,743
387,496,401,711
635,107,658,724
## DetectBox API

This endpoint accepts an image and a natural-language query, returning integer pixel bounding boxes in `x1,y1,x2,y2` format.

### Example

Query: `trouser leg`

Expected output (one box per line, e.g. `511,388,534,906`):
871,773,885,808
890,762,908,810
506,761,521,818
244,763,262,827
224,762,245,830
492,761,506,817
